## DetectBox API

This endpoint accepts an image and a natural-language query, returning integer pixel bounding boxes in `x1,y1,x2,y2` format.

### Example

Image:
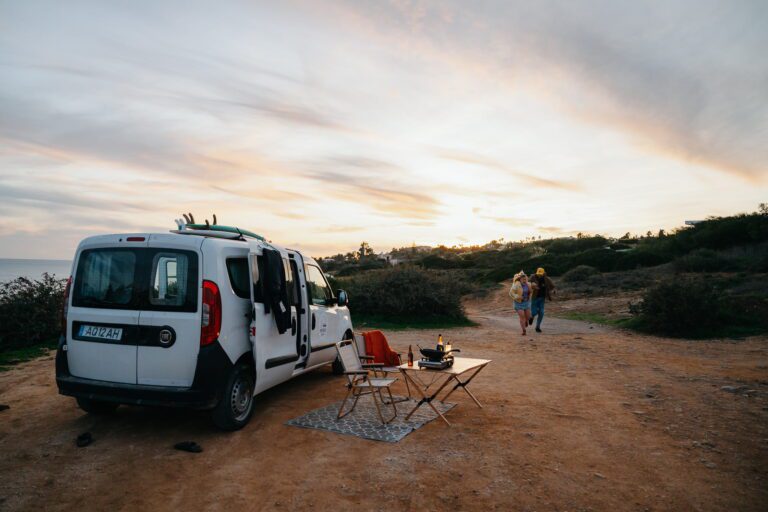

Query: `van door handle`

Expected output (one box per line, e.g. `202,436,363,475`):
312,313,316,330
291,317,297,336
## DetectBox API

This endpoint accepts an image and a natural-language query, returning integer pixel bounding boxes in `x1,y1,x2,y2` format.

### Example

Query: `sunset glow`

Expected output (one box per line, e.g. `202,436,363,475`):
1,1,766,258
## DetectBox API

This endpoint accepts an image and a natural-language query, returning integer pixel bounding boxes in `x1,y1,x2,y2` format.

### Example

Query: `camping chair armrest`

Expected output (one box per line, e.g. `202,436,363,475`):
344,370,369,375
362,363,384,368
358,355,375,361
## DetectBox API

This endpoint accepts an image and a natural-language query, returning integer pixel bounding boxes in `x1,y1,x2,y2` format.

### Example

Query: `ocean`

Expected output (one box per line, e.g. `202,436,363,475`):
0,258,73,282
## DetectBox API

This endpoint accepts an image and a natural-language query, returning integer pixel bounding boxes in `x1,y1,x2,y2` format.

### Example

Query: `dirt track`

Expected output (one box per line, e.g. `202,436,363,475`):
1,284,767,511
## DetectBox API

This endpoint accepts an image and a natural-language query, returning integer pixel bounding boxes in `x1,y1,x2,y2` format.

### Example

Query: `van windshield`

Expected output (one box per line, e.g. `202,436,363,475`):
75,250,136,306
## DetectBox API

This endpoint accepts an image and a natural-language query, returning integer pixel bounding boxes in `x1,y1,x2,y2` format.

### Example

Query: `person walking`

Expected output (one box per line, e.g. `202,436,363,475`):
509,271,532,335
529,267,555,333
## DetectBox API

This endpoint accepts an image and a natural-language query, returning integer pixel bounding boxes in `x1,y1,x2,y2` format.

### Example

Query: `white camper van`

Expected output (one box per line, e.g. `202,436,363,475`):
56,222,354,430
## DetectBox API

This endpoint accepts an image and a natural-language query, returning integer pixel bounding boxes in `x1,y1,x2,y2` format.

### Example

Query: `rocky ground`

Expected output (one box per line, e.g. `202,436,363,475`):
0,283,766,511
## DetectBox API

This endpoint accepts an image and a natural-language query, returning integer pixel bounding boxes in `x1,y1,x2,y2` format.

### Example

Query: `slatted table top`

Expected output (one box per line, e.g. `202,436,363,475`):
397,357,491,375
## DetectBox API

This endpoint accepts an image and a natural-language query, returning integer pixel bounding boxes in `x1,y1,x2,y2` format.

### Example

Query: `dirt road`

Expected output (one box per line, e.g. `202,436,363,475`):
1,284,767,511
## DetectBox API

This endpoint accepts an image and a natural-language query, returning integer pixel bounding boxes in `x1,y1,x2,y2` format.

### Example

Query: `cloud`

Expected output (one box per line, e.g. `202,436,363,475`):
302,156,442,218
436,149,581,191
0,182,150,213
482,216,534,228
536,225,565,234
210,185,311,203
330,0,768,179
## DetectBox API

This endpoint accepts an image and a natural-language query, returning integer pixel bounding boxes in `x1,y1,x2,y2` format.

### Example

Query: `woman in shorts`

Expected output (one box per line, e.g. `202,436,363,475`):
509,271,532,335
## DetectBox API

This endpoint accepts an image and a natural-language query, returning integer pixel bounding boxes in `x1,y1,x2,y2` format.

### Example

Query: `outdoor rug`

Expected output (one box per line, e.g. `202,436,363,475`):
286,396,455,442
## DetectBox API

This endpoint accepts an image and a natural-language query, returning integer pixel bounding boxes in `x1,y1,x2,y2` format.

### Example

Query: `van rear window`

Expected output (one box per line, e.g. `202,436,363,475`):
72,248,198,311
150,252,193,308
74,250,136,307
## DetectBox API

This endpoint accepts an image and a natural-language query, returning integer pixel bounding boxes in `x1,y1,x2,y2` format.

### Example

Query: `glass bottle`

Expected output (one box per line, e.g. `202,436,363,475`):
407,345,414,367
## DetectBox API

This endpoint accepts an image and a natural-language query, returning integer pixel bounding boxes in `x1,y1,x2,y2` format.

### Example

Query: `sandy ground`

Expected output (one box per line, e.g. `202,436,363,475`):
1,284,767,511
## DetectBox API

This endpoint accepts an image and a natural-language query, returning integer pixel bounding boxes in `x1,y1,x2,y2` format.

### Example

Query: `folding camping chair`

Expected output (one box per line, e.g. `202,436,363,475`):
355,331,411,401
335,339,398,424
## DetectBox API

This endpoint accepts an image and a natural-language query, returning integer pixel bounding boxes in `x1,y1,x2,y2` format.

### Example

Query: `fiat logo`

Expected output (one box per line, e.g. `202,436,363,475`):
159,329,173,345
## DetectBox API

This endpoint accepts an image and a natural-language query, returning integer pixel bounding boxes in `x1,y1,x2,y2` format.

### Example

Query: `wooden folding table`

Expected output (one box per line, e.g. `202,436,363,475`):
398,357,491,426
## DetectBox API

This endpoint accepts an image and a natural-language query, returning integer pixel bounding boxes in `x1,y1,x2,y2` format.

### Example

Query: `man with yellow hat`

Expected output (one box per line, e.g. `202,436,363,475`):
530,267,555,333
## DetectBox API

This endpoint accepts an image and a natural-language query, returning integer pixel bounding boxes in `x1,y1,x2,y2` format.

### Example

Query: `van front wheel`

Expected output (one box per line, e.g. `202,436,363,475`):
211,364,255,431
332,331,355,375
76,397,119,415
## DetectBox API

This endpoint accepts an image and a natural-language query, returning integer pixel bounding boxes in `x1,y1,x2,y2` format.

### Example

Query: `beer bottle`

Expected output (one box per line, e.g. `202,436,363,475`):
407,345,414,367
437,333,444,350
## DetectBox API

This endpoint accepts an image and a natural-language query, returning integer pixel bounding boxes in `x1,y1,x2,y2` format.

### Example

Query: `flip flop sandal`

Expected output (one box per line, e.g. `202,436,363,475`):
174,441,202,453
76,432,93,447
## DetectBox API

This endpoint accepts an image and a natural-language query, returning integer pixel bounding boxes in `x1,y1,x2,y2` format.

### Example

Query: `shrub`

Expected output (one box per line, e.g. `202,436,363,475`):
561,265,599,282
338,266,467,320
0,274,66,352
673,248,728,272
419,255,465,270
636,279,731,338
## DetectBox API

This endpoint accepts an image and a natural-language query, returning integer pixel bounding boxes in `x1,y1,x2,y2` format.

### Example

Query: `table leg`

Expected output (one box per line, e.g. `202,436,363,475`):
401,371,452,426
441,364,488,408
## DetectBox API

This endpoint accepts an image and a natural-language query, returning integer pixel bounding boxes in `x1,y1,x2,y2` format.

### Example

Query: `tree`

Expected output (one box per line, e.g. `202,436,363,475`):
358,241,374,260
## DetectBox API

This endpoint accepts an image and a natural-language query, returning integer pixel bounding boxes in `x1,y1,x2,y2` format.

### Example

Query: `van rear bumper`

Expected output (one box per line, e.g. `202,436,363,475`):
56,375,218,408
56,336,234,409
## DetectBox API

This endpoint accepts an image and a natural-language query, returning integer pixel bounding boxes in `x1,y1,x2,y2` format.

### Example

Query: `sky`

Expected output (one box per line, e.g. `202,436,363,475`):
0,0,766,259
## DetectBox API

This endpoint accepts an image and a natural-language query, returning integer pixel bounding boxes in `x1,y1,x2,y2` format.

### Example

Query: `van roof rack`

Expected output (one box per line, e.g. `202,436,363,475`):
187,224,265,241
173,217,266,241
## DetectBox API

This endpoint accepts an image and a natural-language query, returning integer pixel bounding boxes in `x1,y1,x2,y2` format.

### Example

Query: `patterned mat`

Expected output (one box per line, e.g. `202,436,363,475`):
286,395,455,442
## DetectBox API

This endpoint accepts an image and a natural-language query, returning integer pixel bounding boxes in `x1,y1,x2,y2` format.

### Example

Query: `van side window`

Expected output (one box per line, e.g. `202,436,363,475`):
74,249,136,307
305,264,332,305
149,252,190,307
226,258,250,299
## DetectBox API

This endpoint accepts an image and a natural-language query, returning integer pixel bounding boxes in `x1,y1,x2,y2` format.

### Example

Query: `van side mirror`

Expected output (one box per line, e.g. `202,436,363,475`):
337,289,349,307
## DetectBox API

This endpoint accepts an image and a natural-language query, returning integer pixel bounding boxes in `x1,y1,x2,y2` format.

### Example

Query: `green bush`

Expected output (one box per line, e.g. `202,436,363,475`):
631,279,723,338
0,274,66,352
338,266,468,321
673,248,729,272
629,277,767,338
561,265,600,282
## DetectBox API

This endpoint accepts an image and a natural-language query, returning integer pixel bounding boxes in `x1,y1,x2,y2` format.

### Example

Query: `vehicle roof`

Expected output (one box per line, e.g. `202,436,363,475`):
75,231,316,264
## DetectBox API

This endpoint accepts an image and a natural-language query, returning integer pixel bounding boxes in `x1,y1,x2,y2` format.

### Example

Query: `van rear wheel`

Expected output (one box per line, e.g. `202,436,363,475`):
76,397,119,414
211,363,254,431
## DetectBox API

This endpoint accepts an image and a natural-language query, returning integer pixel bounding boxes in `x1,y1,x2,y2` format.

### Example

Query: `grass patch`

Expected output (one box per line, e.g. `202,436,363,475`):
352,314,478,331
556,312,631,327
0,342,55,371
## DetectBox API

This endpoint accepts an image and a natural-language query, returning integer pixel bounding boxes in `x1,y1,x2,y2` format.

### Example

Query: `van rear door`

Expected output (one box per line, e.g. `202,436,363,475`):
136,235,201,386
68,244,145,384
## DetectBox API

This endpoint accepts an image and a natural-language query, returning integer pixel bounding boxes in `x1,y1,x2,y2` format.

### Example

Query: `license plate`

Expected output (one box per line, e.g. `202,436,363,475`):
79,325,123,341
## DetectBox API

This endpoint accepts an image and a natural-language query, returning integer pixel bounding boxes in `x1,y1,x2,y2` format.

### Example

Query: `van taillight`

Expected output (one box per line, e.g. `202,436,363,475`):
61,276,72,336
201,280,222,346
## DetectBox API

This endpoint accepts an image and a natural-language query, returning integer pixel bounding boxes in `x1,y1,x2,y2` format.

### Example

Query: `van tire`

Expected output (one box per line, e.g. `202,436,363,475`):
331,357,343,375
76,397,119,414
211,363,255,431
332,330,355,375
